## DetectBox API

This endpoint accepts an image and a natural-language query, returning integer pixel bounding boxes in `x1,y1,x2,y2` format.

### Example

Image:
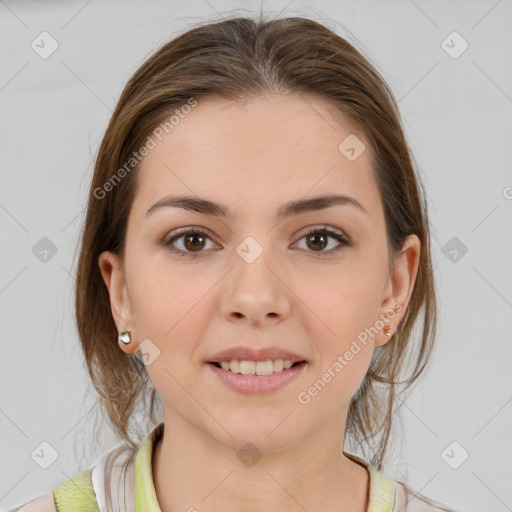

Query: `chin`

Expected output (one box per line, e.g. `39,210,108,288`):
206,418,304,455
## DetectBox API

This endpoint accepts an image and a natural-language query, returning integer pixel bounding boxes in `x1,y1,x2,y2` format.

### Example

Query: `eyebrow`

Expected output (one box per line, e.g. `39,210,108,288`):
145,193,368,219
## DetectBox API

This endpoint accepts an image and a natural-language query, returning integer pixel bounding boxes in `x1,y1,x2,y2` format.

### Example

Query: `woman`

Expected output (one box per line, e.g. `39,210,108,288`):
11,14,459,512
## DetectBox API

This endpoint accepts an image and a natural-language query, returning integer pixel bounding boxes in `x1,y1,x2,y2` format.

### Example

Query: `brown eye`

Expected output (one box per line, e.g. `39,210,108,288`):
294,227,350,256
182,233,207,252
305,232,328,251
162,226,350,259
163,228,218,257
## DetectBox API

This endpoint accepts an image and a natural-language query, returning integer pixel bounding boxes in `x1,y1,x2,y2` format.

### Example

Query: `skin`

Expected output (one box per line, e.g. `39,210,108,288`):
99,93,420,512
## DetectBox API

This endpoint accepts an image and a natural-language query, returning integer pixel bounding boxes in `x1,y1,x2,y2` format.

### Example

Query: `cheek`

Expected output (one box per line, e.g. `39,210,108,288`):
297,344,373,420
305,268,384,345
127,265,212,405
126,255,213,350
308,260,385,405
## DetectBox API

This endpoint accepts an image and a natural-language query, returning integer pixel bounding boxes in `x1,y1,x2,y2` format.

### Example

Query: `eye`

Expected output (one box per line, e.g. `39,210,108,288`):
161,225,350,258
162,228,219,257
293,225,350,257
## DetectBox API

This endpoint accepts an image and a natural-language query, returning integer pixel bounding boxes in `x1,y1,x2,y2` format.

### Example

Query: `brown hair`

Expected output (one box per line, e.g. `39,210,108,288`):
75,14,437,471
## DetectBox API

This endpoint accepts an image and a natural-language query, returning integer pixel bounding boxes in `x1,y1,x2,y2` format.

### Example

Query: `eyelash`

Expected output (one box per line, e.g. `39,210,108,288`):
161,225,350,258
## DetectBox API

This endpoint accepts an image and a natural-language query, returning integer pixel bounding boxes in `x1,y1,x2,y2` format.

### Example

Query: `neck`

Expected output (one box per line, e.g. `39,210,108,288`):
151,413,369,512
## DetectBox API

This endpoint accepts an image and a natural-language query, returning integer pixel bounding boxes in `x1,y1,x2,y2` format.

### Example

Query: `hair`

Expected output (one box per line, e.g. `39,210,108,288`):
75,13,437,471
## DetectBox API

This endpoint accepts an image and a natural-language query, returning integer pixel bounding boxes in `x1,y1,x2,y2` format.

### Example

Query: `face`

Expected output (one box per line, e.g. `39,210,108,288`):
99,93,419,453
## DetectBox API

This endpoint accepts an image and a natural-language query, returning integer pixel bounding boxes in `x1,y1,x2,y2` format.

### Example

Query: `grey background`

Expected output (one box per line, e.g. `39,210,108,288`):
1,0,511,510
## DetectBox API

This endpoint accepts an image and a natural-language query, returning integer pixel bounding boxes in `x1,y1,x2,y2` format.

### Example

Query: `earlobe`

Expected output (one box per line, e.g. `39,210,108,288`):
375,234,421,347
98,251,137,353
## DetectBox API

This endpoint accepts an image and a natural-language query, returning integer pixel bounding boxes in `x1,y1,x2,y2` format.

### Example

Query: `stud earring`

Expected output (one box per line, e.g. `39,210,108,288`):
118,330,132,345
383,325,393,337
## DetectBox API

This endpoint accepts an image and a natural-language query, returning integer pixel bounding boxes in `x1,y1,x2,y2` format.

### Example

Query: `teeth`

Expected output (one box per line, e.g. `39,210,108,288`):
217,359,297,375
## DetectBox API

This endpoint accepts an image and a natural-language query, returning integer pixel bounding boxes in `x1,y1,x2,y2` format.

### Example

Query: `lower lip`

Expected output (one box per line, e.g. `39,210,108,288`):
207,361,308,395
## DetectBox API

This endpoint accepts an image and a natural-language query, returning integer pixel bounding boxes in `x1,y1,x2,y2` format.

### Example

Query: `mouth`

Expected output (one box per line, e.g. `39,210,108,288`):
206,359,308,395
207,359,307,375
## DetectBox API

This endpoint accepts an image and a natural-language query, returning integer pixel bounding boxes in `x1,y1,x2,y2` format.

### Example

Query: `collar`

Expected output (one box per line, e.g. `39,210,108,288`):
134,423,395,512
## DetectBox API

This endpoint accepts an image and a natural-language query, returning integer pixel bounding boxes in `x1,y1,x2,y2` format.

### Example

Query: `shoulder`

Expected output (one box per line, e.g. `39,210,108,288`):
4,490,56,512
394,480,460,512
6,468,99,512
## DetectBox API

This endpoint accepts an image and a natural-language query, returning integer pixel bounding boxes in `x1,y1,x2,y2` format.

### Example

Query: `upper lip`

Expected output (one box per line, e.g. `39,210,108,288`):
208,346,307,363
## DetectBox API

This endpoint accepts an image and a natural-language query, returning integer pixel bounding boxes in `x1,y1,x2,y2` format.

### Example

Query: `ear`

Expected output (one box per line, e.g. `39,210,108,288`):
375,234,421,347
98,250,138,355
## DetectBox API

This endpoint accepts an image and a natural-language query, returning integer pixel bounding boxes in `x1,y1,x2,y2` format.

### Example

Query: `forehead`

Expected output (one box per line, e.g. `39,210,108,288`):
131,93,382,221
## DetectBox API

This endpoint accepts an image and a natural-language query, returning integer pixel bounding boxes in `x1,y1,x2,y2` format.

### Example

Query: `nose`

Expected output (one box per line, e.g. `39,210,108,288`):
220,241,291,326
